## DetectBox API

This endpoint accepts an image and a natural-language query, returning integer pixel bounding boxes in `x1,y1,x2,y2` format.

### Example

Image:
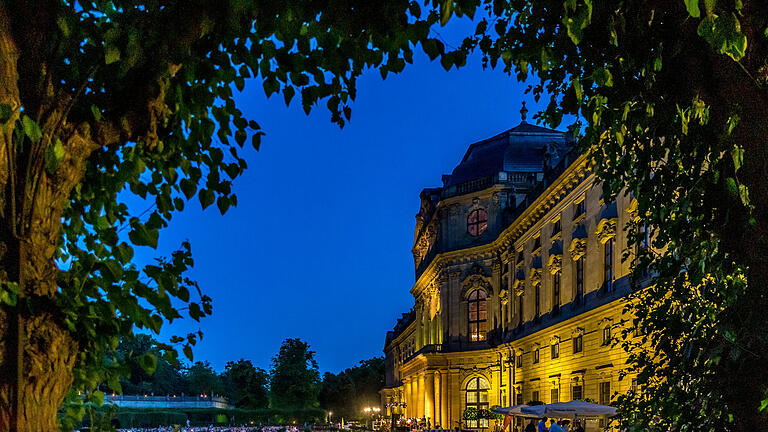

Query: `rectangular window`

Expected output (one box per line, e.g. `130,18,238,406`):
532,391,540,403
631,378,638,393
573,335,583,354
534,284,541,318
551,343,559,359
572,385,583,401
552,218,561,236
603,326,612,346
533,348,540,364
575,257,584,303
516,391,523,405
574,199,586,219
518,294,524,325
604,238,614,290
552,272,561,311
551,388,559,403
516,354,523,368
599,381,611,405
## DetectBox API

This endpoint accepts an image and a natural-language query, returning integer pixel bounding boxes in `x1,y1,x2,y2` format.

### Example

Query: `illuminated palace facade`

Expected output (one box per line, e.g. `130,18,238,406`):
381,111,645,431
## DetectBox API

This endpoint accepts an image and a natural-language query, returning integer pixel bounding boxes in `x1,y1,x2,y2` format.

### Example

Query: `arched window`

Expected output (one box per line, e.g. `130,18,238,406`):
467,209,488,236
465,377,490,428
468,290,487,342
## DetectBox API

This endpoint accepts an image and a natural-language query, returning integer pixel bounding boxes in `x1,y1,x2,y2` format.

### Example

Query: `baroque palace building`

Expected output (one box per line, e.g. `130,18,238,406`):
381,106,647,431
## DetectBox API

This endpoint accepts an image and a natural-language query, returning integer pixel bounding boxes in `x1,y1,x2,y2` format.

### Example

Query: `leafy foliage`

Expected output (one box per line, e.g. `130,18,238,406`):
426,0,768,430
0,0,460,428
318,357,385,420
269,338,320,411
221,359,270,409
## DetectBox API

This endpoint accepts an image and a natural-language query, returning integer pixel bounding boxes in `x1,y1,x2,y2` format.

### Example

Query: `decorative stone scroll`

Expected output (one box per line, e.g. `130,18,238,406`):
569,238,588,261
499,288,509,305
529,268,542,286
626,197,640,221
596,217,618,244
460,264,493,299
547,254,562,275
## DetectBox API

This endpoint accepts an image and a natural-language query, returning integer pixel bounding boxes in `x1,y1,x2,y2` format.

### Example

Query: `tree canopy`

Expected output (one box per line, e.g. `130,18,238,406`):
0,1,442,430
269,338,320,411
433,0,768,430
318,357,385,420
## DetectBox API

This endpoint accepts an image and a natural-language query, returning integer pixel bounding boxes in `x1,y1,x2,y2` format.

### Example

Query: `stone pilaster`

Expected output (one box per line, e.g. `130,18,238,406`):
425,372,434,424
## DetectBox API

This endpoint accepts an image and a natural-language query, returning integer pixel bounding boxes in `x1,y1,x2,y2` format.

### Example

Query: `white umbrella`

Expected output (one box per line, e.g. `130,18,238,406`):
491,405,542,419
520,400,617,419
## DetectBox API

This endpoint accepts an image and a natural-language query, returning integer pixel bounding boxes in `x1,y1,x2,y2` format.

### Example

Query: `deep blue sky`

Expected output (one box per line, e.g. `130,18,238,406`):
143,21,557,375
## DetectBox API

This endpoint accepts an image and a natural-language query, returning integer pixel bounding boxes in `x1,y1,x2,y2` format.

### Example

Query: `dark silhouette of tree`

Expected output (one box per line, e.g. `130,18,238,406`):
269,339,320,410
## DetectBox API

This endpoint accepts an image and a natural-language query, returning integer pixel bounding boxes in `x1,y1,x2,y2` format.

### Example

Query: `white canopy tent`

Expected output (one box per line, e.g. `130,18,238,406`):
519,400,617,419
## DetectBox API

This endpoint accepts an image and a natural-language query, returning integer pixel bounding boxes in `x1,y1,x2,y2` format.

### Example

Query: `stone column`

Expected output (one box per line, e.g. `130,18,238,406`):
415,300,423,348
492,261,502,329
440,371,449,429
405,379,412,418
433,372,441,428
417,373,425,418
425,372,434,425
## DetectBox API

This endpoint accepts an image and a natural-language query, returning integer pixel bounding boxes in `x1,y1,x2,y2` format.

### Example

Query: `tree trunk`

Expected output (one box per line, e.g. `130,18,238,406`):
0,6,90,429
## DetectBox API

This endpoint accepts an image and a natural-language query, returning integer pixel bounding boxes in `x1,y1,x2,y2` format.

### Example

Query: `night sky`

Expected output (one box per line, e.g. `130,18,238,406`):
141,19,557,374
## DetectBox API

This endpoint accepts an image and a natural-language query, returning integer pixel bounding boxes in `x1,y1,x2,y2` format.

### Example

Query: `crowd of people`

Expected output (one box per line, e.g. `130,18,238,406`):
521,417,585,432
115,426,289,432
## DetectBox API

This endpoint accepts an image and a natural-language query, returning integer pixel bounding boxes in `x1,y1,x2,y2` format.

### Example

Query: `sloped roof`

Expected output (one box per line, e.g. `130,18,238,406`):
444,121,571,188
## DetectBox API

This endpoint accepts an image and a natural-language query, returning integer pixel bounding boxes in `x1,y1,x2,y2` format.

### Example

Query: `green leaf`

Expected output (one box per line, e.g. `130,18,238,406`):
180,178,197,199
198,188,215,209
726,177,738,196
22,115,42,142
105,44,121,65
90,105,102,121
738,184,750,206
183,345,194,362
727,114,740,135
138,353,157,375
731,146,744,172
91,390,104,406
440,1,453,26
128,223,159,249
283,86,295,106
592,67,613,87
45,138,65,174
683,0,700,18
216,196,230,215
572,78,583,101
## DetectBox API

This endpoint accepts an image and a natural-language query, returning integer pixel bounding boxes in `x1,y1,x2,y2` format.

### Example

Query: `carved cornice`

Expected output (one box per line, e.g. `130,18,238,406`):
547,254,562,275
569,238,588,261
596,218,618,244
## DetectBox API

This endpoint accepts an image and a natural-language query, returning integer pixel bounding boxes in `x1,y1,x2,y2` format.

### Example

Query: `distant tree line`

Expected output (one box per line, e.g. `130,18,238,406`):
113,335,383,419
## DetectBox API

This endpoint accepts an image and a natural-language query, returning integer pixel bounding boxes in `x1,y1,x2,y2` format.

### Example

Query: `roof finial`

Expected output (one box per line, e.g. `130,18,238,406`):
520,101,528,123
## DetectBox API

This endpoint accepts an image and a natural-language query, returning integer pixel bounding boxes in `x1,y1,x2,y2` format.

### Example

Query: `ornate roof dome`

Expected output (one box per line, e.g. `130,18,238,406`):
443,119,573,189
